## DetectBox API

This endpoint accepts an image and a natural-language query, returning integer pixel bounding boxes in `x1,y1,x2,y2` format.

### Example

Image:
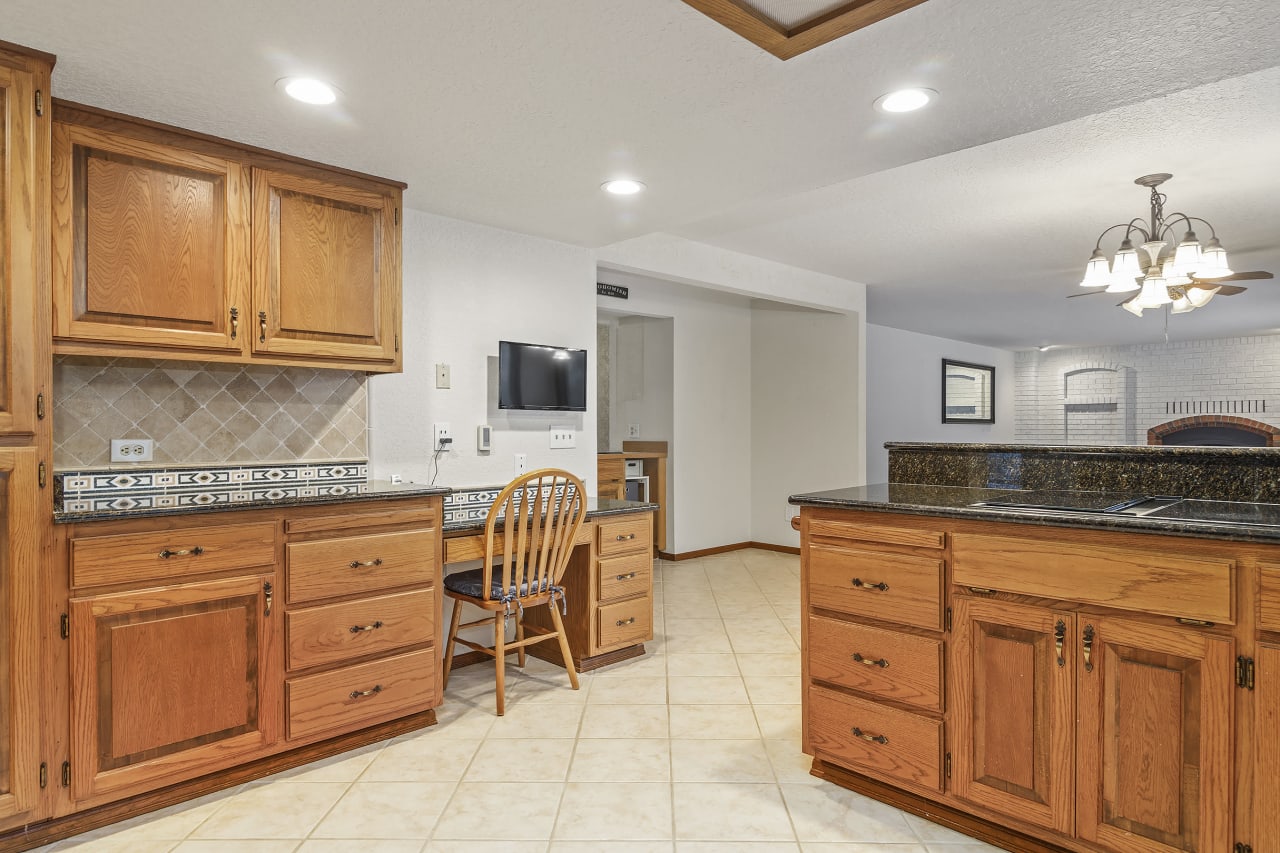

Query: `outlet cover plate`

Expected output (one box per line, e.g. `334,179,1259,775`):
433,423,452,451
627,424,641,438
111,438,154,462
514,453,528,475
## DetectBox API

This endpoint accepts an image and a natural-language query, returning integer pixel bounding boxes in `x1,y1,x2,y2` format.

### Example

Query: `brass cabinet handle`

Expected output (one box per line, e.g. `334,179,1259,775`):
968,587,996,595
615,572,637,581
230,307,239,340
159,546,204,559
349,685,383,699
615,617,636,626
258,310,267,343
615,533,636,541
1176,617,1215,627
851,726,889,745
350,558,384,569
1053,620,1066,668
263,581,273,617
851,652,889,668
851,578,889,592
350,621,384,633
1082,624,1095,673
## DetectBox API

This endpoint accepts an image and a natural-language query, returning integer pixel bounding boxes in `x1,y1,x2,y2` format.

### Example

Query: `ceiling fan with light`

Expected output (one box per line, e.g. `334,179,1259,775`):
1069,173,1273,317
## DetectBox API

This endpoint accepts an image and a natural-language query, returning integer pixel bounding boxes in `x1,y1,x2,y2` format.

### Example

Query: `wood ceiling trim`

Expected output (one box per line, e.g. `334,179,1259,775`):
681,0,930,60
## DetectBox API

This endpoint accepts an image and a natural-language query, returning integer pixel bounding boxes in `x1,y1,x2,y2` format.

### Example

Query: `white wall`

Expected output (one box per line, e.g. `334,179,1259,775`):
369,209,598,488
866,324,1016,484
608,315,674,454
751,305,861,547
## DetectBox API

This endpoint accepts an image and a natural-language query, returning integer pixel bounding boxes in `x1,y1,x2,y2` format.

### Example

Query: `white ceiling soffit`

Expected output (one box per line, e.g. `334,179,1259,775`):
677,66,1280,349
3,0,1277,250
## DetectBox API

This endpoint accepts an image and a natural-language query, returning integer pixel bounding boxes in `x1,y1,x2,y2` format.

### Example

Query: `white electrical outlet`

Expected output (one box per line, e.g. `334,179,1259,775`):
514,453,528,475
627,423,641,438
389,474,403,484
435,363,451,389
433,422,452,451
549,426,576,449
111,438,153,462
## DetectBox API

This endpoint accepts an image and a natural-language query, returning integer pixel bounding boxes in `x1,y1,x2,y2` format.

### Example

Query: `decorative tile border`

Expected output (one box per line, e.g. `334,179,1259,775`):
56,461,368,514
441,484,573,527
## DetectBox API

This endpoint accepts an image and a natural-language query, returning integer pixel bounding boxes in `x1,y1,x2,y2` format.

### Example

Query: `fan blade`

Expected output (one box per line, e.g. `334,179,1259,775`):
1116,294,1139,307
1066,288,1110,298
1214,285,1248,296
1191,270,1273,282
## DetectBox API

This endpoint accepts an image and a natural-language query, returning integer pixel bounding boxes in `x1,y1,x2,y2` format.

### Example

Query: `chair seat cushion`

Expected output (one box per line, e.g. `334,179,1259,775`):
444,568,556,600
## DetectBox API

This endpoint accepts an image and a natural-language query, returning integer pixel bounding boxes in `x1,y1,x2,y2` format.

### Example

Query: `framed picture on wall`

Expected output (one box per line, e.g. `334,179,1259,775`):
942,359,995,424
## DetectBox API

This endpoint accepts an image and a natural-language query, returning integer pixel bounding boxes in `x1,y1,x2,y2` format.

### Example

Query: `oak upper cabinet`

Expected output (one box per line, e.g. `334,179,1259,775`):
1076,616,1233,853
52,121,252,353
0,450,40,828
252,169,400,365
950,597,1075,836
0,51,45,437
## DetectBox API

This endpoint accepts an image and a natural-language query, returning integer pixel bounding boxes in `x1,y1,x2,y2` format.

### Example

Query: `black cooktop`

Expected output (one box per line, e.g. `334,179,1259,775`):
1148,499,1280,526
977,489,1150,513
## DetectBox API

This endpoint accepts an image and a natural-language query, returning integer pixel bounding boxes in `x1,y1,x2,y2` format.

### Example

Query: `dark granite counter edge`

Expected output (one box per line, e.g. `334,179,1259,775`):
441,499,658,534
788,491,1280,545
885,442,1280,458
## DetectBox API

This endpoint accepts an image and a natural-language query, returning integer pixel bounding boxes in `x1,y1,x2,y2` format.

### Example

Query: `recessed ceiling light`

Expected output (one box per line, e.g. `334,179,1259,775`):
874,87,936,113
601,179,645,195
280,77,338,105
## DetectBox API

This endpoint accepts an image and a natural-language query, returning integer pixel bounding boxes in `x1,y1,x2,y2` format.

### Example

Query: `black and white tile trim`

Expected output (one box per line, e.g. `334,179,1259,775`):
441,483,572,526
56,461,369,514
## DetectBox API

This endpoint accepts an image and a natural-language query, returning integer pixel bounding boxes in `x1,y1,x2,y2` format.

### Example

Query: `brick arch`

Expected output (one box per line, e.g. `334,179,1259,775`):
1148,416,1280,447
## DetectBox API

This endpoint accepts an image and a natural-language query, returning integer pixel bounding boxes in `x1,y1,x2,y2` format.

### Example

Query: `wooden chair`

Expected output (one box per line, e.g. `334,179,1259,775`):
441,468,586,715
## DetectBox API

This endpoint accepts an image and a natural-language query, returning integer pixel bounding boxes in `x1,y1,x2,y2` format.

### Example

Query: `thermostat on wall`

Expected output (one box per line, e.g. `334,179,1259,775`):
477,424,492,452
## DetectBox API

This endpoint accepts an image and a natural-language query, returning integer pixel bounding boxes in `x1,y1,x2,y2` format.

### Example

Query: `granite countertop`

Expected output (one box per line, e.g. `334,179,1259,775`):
442,497,658,534
788,483,1280,544
883,442,1280,458
54,480,451,524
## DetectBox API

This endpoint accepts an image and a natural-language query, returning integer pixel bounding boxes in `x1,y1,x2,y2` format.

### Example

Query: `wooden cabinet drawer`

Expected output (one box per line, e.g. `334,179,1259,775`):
287,588,435,671
71,521,276,588
286,648,435,741
598,515,650,557
1261,563,1280,632
598,596,652,649
808,543,943,631
952,533,1234,624
598,551,651,602
808,685,942,792
288,530,435,603
809,518,945,550
808,615,942,712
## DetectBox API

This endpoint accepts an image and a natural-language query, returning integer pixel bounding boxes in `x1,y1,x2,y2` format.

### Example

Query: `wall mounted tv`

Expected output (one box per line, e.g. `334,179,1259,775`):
498,340,588,411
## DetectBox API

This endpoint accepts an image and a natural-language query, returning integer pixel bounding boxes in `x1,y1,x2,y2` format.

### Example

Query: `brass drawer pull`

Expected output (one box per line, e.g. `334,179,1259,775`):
615,617,637,626
968,587,996,595
615,533,637,541
851,578,889,592
230,306,239,340
159,546,204,559
350,621,384,633
1176,617,1215,627
258,310,268,343
1082,624,1095,673
350,558,384,569
851,653,889,668
349,685,383,699
264,581,273,617
851,726,889,745
615,572,638,581
1053,620,1066,668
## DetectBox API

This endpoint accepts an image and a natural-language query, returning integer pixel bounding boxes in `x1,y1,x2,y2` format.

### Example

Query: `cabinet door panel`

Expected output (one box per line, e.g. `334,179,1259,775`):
253,169,398,363
1253,643,1280,852
0,450,40,823
1076,617,1232,853
70,574,280,807
52,122,251,351
951,598,1074,835
0,65,39,436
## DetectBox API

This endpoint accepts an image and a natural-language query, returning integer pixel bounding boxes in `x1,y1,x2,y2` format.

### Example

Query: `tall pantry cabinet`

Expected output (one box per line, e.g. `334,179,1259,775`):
0,41,53,831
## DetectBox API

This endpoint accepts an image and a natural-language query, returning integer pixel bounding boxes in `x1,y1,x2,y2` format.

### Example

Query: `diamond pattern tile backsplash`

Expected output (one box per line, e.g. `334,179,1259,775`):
54,356,367,468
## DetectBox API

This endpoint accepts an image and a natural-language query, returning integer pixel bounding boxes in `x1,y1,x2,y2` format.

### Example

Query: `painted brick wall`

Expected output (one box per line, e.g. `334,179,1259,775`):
1015,335,1280,444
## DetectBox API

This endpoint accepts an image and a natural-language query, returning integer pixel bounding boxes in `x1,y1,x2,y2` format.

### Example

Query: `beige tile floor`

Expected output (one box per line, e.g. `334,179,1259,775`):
37,549,1001,853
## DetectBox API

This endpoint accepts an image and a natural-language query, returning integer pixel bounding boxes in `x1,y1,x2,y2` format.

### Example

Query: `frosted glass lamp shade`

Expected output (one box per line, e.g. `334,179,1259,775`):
1133,273,1173,308
1172,231,1202,275
1121,298,1145,317
1080,249,1111,287
1170,293,1195,314
1186,285,1220,308
1161,257,1191,287
1110,240,1143,287
1195,238,1233,278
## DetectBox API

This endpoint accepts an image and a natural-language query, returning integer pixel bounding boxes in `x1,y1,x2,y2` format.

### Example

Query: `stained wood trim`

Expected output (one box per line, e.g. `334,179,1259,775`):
285,507,437,536
680,0,930,60
0,39,57,67
0,711,436,852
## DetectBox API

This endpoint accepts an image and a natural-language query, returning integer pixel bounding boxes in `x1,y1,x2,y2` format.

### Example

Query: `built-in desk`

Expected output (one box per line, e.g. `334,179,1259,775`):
443,497,657,671
598,440,668,554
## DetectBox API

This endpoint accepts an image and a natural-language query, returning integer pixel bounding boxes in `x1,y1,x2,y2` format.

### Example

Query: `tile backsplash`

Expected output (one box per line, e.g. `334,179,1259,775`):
54,356,367,468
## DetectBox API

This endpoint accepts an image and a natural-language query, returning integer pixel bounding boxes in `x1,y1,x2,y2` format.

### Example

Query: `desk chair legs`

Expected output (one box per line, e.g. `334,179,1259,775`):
549,604,580,691
442,599,463,689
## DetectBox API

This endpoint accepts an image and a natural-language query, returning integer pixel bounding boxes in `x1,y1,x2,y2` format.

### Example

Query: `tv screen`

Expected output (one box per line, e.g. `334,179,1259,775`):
498,340,588,411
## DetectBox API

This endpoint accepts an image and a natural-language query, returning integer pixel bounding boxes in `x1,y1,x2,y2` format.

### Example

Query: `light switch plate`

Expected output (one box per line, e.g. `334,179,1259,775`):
549,426,576,449
435,363,451,389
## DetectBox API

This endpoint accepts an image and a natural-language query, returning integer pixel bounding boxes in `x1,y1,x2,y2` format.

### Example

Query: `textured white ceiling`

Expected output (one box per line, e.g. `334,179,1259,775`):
747,0,855,27
4,0,1278,346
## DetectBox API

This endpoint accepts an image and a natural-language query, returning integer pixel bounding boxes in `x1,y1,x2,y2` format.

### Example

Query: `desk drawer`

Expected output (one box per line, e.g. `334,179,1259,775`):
287,588,435,671
808,615,942,712
286,648,435,741
598,596,652,649
1261,563,1280,632
598,515,650,558
71,521,276,588
288,530,435,604
808,543,944,631
598,551,651,602
808,685,942,792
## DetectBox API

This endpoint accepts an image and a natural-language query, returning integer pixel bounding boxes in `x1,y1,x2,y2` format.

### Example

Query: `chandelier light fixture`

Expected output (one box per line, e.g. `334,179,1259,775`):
1078,174,1233,317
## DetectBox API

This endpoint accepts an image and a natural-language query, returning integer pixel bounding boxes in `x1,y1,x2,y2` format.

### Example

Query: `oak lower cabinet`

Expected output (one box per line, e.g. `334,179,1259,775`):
1255,643,1280,851
68,573,280,808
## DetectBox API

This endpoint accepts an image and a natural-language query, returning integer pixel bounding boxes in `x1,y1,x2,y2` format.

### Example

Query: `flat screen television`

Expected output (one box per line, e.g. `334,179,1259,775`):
498,340,588,411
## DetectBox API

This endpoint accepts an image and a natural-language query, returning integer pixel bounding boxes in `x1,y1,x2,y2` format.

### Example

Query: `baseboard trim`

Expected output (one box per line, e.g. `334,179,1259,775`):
658,541,800,561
